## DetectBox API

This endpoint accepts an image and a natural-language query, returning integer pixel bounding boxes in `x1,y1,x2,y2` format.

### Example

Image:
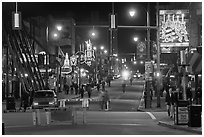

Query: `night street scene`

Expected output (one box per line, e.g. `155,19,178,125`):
2,1,202,135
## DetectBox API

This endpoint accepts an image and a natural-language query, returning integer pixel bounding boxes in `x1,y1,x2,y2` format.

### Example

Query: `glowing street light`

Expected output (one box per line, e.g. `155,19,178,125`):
104,50,108,54
53,33,58,38
133,61,137,64
133,36,138,42
91,32,96,37
93,46,97,50
56,25,62,31
129,9,136,17
100,46,104,50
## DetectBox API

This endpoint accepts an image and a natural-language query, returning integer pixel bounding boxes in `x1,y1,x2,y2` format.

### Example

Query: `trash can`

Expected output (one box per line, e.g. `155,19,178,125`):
188,105,202,127
6,97,16,111
174,100,189,125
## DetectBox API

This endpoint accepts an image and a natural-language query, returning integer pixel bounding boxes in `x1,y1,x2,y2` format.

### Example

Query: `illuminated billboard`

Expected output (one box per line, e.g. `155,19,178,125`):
159,10,190,48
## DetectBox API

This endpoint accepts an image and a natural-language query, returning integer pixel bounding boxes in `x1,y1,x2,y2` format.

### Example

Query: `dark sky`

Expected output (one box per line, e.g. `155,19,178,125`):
4,2,191,58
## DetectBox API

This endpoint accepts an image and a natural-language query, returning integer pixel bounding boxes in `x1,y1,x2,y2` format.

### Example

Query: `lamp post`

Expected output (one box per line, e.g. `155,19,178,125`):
129,3,151,108
45,26,49,89
133,36,138,62
53,25,62,93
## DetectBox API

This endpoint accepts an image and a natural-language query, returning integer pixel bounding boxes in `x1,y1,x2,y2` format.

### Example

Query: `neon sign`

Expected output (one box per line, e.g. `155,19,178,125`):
159,10,189,47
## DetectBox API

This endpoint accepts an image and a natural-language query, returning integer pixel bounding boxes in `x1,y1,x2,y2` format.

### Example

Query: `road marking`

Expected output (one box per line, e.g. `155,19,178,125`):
145,112,156,120
88,123,142,126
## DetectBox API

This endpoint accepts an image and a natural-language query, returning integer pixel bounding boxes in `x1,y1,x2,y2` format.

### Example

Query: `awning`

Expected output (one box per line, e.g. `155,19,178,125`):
187,53,202,74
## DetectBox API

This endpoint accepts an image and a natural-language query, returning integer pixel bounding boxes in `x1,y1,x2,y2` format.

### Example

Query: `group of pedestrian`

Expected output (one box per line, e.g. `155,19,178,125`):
64,82,79,95
79,84,93,98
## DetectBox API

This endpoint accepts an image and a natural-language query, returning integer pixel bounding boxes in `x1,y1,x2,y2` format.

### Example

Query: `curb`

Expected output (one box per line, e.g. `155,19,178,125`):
158,121,202,134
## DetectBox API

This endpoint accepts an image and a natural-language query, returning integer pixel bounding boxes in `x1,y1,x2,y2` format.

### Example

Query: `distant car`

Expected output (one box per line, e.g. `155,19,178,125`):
113,74,120,79
32,90,58,109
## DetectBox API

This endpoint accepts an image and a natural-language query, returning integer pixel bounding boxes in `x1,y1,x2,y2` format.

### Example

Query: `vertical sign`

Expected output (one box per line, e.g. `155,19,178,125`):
61,53,72,74
85,40,95,66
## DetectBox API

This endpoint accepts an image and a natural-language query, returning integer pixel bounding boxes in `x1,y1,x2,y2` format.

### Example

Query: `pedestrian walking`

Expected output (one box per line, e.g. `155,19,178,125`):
165,88,176,118
74,83,79,95
97,83,100,91
102,80,105,91
122,82,126,93
80,85,85,98
70,85,74,95
101,90,110,110
87,84,92,98
130,77,133,85
64,84,69,94
22,92,29,112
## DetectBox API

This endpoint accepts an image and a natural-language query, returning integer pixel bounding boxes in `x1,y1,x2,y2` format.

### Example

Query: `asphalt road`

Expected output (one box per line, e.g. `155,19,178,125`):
2,78,195,135
65,78,144,111
3,111,194,135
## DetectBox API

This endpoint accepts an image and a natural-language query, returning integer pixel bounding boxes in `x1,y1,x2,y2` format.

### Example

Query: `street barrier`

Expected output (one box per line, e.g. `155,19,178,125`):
32,109,41,125
50,108,74,124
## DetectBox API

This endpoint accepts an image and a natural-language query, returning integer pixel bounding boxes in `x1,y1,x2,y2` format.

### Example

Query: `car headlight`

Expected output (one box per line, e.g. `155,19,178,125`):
33,102,38,106
49,101,55,105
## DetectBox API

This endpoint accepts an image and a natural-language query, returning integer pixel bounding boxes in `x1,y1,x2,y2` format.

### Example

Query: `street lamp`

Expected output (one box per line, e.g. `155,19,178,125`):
91,32,96,37
56,25,62,31
93,46,97,50
128,3,152,109
133,36,138,42
129,9,136,17
100,46,104,50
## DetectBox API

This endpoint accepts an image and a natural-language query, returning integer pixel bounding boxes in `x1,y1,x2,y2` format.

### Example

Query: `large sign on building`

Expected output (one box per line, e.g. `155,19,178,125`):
159,10,190,48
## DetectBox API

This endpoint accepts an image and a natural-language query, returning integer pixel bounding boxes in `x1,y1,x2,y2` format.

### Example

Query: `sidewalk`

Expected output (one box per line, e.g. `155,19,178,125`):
138,93,202,134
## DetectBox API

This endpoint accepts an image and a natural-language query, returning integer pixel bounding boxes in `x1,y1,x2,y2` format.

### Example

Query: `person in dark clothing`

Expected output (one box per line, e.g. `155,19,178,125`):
165,88,176,118
22,92,29,112
97,83,100,91
106,77,111,87
101,90,110,110
102,80,105,91
64,84,69,95
80,85,85,98
70,85,74,95
130,77,133,86
87,84,92,98
74,83,79,95
122,83,126,93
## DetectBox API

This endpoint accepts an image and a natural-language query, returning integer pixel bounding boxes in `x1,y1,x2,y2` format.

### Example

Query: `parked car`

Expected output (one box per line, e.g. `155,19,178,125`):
32,90,58,109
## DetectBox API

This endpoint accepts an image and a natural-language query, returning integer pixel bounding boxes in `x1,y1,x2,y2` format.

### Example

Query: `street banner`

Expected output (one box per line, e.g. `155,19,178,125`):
137,41,146,59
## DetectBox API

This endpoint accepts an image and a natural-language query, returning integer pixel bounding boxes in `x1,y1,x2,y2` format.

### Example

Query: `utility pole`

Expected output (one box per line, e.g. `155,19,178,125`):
45,26,49,89
145,2,151,109
156,2,161,107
